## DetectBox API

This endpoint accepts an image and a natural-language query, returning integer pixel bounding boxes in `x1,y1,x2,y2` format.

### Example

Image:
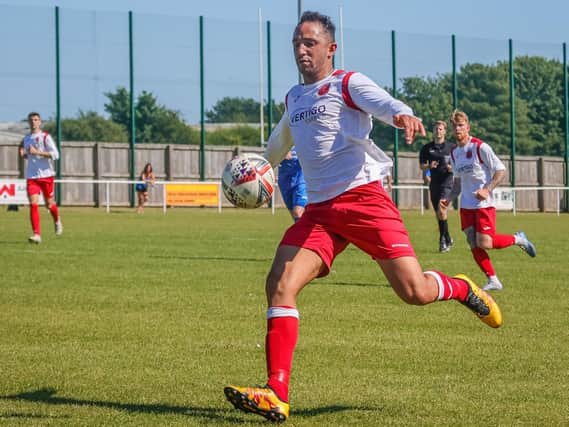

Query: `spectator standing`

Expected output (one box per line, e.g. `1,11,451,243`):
136,163,156,214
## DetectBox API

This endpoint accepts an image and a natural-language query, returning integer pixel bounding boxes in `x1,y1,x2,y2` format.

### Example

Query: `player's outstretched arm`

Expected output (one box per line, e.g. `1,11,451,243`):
264,113,294,168
393,114,426,145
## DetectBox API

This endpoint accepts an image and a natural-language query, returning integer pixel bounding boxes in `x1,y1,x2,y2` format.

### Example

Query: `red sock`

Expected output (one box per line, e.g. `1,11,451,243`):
30,203,40,235
492,234,515,249
265,306,299,402
424,271,469,302
49,204,60,222
471,247,495,276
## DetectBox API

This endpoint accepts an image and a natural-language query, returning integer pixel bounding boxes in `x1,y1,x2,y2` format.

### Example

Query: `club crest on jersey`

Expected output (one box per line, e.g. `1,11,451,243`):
318,83,330,96
466,149,473,159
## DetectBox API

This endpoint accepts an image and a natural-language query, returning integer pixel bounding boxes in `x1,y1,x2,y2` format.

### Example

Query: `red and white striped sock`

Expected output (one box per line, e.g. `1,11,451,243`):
265,306,299,402
424,270,469,302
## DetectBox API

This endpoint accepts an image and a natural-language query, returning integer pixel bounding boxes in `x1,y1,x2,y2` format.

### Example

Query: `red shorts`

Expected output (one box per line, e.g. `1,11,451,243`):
27,177,55,201
280,181,416,276
460,207,496,235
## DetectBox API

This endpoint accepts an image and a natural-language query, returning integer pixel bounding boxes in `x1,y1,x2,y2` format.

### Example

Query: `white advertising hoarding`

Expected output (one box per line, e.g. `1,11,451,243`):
493,188,514,211
0,179,43,204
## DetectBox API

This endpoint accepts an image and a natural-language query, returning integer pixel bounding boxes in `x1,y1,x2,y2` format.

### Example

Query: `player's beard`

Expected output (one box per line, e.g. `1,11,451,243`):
455,132,469,144
296,55,331,83
296,58,314,79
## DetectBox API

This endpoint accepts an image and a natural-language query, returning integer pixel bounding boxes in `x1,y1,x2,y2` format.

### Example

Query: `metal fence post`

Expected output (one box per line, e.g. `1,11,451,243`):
452,34,458,110
267,20,273,136
199,16,206,181
129,11,136,207
55,6,62,205
391,30,399,206
258,9,264,146
563,43,569,212
509,39,516,188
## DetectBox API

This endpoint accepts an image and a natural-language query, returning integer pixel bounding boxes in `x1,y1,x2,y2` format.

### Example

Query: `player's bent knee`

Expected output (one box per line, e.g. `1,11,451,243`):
265,268,290,299
463,227,476,248
400,291,431,306
476,238,492,249
408,290,432,305
395,279,433,306
265,277,296,307
265,263,309,306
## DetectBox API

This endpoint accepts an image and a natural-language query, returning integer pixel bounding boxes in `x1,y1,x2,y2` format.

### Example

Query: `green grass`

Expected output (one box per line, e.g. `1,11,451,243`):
0,207,568,426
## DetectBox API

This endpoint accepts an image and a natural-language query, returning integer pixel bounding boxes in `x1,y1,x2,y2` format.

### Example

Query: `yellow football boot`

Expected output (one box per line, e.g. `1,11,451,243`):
224,385,289,422
455,274,503,328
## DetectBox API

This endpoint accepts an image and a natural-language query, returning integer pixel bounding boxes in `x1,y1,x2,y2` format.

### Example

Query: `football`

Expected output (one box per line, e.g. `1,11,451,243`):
221,154,275,208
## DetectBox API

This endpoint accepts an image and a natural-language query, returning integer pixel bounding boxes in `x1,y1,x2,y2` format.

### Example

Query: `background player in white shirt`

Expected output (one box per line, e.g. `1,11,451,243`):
19,112,63,244
441,110,536,291
224,12,502,422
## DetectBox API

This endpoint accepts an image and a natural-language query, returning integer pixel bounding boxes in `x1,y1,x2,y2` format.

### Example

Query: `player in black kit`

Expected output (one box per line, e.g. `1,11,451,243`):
420,121,456,252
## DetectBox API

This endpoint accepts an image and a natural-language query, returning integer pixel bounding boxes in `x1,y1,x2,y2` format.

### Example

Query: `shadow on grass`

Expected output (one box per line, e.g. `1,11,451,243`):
150,255,272,263
1,388,383,422
294,404,384,417
0,241,34,246
315,281,390,288
0,412,70,419
1,388,231,422
109,210,136,215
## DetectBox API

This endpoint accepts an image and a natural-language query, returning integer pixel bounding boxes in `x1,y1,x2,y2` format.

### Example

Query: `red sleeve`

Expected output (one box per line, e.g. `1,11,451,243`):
341,71,363,112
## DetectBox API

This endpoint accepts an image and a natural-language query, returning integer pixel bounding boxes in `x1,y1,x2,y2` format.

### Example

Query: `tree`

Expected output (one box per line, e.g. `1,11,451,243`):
59,57,568,154
371,75,455,153
104,87,197,144
206,125,262,146
104,87,130,130
205,96,285,124
270,101,285,125
513,56,565,156
43,110,127,142
206,97,259,123
372,62,539,156
457,62,533,155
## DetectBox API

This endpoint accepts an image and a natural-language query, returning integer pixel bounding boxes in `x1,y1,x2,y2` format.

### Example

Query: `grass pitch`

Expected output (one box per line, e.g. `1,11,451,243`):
0,207,568,426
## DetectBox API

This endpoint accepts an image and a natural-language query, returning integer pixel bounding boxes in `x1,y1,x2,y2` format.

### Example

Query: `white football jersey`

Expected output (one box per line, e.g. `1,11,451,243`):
23,131,59,179
265,70,413,204
450,137,506,209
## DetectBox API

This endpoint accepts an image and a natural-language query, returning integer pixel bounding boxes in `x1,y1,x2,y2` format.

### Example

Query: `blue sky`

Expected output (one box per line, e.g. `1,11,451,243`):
3,0,567,43
1,0,568,124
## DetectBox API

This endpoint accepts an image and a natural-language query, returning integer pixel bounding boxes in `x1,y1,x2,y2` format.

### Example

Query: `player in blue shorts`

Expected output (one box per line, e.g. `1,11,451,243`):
278,149,307,222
